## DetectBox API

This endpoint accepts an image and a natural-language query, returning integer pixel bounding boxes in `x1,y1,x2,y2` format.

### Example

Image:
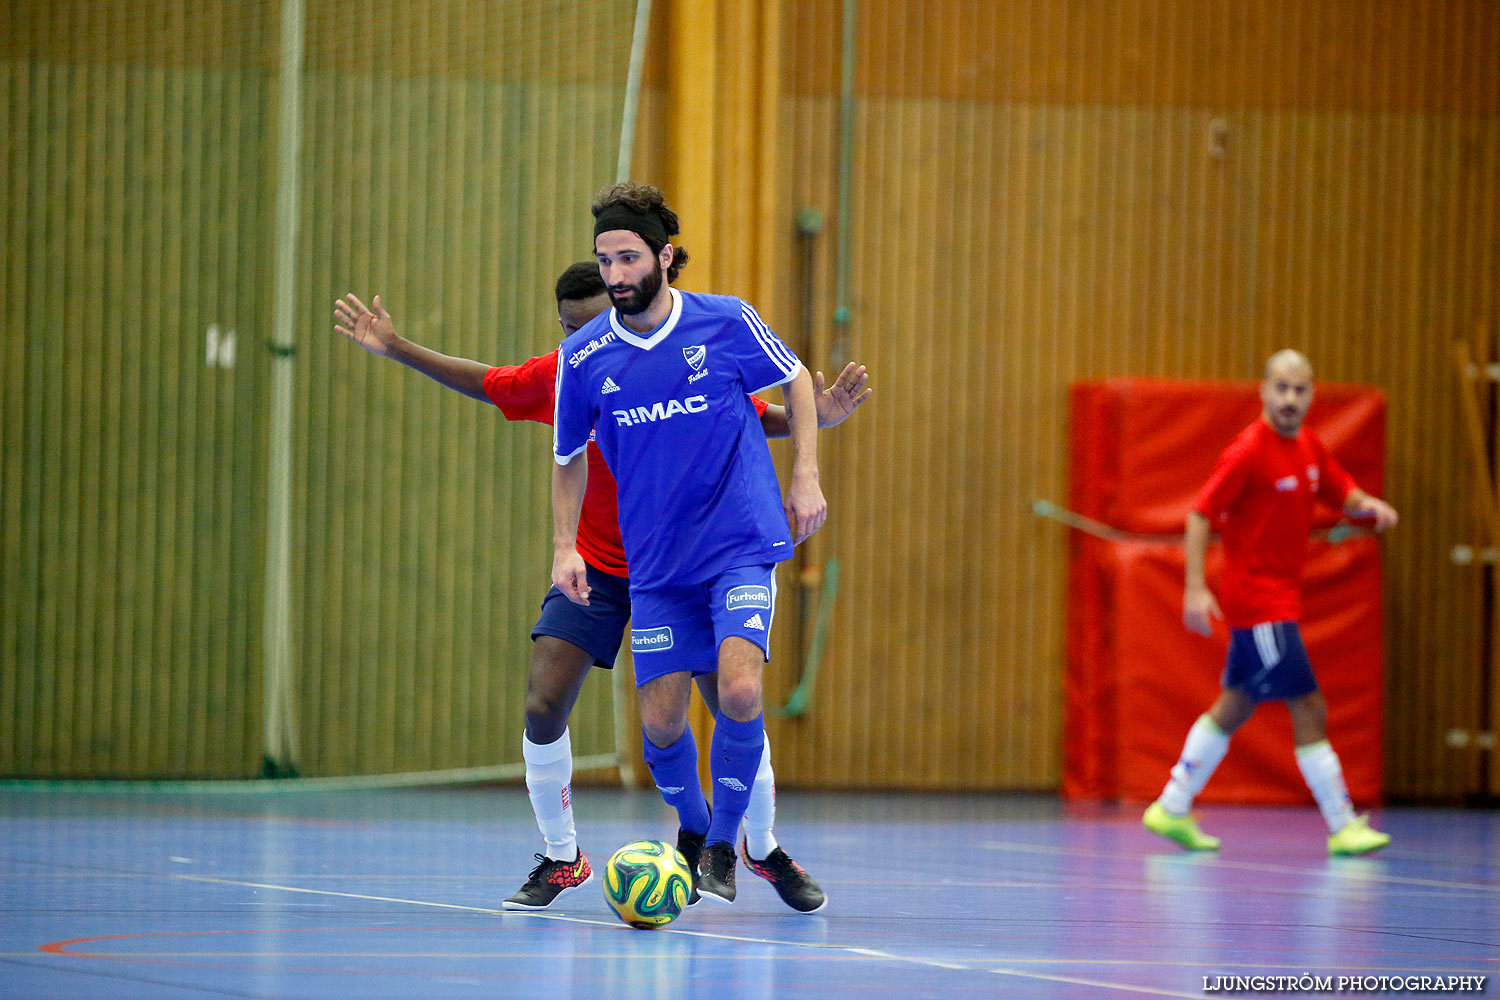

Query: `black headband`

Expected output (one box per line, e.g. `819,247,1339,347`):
593,203,670,245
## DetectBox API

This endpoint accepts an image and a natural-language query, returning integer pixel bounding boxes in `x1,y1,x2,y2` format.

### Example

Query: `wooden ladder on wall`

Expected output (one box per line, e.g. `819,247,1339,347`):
1454,320,1500,797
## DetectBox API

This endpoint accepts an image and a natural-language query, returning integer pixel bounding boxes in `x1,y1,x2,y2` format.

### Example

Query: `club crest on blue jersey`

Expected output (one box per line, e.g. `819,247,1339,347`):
725,584,771,612
631,625,674,653
683,345,706,370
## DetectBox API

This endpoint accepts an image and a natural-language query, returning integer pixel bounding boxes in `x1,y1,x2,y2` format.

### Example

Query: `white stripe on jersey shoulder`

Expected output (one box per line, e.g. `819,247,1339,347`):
745,361,803,396
608,286,683,350
552,346,588,464
740,302,799,374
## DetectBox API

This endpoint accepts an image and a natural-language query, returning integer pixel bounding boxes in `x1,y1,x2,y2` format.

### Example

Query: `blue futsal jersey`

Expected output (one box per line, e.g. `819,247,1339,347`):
553,287,802,592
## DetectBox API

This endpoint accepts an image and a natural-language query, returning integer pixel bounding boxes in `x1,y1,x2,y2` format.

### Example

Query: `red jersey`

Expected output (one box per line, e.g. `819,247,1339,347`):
482,351,770,578
1192,419,1356,628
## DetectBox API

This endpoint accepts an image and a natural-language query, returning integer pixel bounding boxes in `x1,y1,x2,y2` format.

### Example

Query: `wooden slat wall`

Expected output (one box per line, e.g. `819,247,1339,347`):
0,1,273,777
292,0,635,774
2,0,635,778
749,0,1498,796
1492,316,1500,799
7,1,1497,798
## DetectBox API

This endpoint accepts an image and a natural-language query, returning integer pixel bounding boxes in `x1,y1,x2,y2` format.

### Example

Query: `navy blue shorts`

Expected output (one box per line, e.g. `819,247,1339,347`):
1223,620,1319,703
531,562,632,669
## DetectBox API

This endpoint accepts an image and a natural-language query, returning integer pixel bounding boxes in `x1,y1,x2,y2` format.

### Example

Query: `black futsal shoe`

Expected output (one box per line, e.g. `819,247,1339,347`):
697,841,738,904
741,841,828,913
502,851,593,910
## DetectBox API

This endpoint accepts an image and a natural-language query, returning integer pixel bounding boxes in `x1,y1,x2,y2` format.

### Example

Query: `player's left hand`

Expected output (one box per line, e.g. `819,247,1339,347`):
787,473,827,545
1352,497,1399,532
815,363,872,428
552,548,592,606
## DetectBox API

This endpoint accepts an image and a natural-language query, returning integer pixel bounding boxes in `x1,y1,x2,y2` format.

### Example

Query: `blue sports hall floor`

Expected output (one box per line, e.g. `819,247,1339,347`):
1,784,1495,999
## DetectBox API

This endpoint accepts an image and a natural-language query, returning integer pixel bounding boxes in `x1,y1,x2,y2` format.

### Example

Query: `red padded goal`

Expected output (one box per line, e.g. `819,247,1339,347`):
1063,378,1385,806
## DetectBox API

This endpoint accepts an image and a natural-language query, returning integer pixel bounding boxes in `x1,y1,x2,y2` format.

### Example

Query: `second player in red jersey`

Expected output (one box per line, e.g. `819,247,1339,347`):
1192,418,1356,629
1143,350,1397,858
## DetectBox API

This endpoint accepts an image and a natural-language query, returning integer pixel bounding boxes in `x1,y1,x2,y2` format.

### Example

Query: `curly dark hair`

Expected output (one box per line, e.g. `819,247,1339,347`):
554,261,606,303
591,181,691,283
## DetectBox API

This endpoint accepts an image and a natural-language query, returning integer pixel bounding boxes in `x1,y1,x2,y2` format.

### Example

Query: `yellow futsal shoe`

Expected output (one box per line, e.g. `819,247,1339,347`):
1327,815,1391,856
1142,801,1221,851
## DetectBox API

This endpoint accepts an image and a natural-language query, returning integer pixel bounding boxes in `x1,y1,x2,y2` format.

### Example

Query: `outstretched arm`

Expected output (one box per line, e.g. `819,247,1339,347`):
1182,511,1222,636
334,293,490,403
781,367,828,545
551,454,591,606
761,362,872,437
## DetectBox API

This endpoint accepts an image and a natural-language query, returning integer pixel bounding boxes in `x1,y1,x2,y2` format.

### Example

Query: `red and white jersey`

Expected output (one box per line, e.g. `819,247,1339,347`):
1192,418,1356,629
482,350,769,579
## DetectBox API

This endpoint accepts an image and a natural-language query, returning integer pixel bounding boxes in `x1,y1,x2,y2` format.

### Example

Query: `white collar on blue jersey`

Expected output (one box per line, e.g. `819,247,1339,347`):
608,286,683,350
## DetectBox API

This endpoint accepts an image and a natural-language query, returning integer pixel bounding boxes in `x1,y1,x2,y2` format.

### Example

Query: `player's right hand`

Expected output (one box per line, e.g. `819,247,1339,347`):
786,472,827,546
1182,586,1222,636
552,548,591,606
334,293,399,357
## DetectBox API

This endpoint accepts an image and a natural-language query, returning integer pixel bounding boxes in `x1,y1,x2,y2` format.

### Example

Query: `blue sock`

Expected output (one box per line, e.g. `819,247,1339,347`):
641,728,709,835
706,713,765,846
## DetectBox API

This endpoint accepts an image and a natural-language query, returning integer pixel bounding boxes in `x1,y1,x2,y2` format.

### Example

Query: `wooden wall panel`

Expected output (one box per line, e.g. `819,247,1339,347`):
764,0,1499,796
6,0,1496,798
1,1,273,777
291,0,635,775
2,0,636,779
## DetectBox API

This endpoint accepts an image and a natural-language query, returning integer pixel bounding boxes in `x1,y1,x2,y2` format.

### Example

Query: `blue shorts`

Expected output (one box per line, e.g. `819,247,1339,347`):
531,562,632,669
627,564,778,688
1223,620,1319,703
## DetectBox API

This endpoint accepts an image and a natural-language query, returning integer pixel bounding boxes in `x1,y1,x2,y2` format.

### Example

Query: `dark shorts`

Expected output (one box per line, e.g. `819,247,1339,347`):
531,562,632,669
1223,620,1319,703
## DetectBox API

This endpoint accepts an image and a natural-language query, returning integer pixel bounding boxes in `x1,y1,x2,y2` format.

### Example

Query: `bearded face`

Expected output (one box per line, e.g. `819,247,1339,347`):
607,253,663,316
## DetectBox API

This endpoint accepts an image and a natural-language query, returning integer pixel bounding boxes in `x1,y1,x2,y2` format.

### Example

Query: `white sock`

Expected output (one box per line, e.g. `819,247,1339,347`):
1296,739,1355,833
523,729,577,861
740,738,779,860
1158,715,1231,815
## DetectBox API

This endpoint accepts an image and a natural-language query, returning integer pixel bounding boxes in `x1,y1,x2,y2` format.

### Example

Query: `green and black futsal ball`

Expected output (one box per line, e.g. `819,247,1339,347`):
603,840,692,929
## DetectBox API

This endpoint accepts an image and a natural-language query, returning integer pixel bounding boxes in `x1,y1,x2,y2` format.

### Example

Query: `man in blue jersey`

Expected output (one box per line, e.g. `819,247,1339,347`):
553,182,827,905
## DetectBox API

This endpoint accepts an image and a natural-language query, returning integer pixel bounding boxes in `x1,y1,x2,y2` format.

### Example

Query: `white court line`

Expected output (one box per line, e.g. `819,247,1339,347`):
173,875,510,914
170,873,1199,997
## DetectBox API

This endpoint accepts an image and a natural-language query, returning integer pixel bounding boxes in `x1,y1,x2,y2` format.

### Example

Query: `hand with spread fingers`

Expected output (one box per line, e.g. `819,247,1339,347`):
333,293,399,358
814,363,872,428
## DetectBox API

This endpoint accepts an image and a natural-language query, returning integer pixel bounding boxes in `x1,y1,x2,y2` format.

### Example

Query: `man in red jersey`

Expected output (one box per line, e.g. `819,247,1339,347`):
333,264,869,910
1142,350,1398,856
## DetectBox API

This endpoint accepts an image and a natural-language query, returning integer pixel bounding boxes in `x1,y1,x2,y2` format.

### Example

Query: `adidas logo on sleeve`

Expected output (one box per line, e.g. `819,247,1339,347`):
742,613,766,631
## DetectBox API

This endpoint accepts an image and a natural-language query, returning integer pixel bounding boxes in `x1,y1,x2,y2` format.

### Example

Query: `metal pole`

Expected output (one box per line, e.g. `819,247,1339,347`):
616,0,654,182
832,0,856,360
262,0,305,776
